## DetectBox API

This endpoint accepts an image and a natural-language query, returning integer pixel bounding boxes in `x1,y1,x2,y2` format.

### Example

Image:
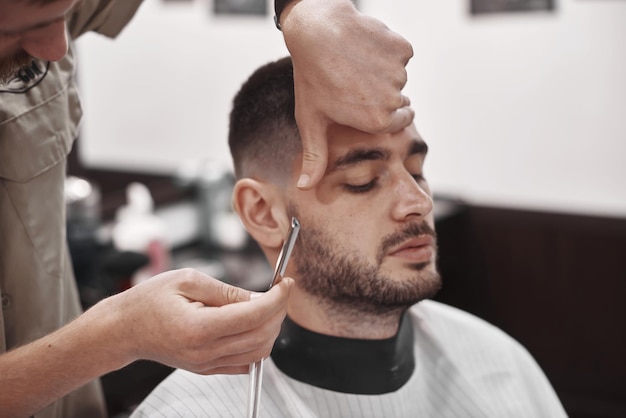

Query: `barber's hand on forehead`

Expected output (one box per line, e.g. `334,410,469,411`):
111,268,293,375
281,0,415,189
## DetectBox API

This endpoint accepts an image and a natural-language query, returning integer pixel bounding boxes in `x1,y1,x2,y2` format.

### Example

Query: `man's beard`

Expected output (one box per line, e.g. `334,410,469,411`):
290,208,442,315
0,50,33,85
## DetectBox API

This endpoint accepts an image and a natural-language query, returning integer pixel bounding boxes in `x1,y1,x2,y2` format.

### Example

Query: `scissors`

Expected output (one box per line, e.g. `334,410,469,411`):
247,217,300,418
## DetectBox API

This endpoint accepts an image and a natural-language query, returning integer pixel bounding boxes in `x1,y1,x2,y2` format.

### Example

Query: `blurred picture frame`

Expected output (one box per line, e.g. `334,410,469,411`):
214,0,267,16
471,0,555,15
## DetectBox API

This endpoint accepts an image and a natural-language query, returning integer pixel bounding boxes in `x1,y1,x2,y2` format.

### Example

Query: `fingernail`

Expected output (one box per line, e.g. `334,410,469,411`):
250,292,262,300
297,174,310,188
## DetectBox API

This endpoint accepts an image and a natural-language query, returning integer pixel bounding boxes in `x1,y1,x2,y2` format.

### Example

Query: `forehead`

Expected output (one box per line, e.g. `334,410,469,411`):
0,0,76,32
326,124,425,164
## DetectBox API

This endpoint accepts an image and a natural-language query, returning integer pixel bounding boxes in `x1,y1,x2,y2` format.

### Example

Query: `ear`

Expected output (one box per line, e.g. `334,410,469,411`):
232,179,288,250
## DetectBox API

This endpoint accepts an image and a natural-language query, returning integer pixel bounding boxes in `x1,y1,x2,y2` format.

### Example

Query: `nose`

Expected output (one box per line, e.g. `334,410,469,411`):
19,20,68,62
390,172,433,222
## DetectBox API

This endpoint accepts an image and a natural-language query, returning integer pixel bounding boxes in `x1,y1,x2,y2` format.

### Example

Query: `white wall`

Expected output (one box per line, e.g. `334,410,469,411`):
77,0,626,218
77,0,288,173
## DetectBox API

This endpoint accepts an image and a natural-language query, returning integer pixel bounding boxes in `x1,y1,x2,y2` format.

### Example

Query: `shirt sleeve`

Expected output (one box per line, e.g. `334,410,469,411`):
67,0,145,40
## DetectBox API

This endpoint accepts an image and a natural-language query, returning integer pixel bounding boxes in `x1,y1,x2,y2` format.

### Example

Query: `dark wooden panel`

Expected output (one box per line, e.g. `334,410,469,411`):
435,204,626,418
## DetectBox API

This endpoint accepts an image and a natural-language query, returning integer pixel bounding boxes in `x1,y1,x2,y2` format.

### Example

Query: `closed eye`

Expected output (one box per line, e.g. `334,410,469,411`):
343,179,378,193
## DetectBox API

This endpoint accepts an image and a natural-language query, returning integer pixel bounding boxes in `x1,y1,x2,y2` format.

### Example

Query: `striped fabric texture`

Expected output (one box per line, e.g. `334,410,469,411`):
131,300,567,418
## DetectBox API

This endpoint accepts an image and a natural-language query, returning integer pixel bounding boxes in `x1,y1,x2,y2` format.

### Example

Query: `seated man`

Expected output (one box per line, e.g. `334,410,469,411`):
131,57,567,417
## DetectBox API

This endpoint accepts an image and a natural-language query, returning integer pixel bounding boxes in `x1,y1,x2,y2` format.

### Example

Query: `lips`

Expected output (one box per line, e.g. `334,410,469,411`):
387,235,435,263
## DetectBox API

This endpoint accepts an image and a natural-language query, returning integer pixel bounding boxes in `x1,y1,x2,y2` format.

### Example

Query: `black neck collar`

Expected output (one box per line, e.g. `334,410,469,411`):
270,313,415,394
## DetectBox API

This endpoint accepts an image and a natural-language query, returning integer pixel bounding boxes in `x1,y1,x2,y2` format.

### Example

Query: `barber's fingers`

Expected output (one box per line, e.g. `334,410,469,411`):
295,109,329,190
196,365,250,375
179,332,276,374
171,268,292,310
168,280,293,373
399,95,411,113
148,278,292,371
294,97,414,189
384,104,415,134
194,277,293,337
173,268,252,307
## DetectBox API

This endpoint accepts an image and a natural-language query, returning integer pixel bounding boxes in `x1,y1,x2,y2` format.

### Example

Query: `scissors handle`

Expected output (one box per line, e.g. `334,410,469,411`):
247,360,264,418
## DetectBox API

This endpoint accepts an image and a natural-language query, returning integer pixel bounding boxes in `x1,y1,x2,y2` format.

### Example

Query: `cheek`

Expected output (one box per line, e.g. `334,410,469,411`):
338,217,382,262
294,189,385,257
304,207,377,250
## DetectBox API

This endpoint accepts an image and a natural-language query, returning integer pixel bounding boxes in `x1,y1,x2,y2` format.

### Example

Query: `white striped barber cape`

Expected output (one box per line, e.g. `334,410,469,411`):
131,300,567,418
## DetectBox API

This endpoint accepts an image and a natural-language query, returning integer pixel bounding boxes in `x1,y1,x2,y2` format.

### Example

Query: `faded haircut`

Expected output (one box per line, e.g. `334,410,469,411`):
228,56,302,183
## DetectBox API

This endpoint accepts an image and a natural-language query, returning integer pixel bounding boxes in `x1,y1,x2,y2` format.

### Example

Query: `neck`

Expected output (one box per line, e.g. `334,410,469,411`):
288,288,405,339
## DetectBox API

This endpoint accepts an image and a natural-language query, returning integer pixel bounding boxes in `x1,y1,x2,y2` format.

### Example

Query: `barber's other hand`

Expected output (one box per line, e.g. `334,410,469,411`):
103,268,293,375
281,0,414,188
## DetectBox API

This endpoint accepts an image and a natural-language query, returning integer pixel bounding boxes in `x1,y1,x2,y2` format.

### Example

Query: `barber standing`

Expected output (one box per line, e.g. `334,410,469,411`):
0,0,414,417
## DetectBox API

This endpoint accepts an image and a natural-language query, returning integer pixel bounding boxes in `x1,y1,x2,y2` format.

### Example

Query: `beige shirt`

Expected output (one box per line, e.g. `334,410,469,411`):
0,1,143,417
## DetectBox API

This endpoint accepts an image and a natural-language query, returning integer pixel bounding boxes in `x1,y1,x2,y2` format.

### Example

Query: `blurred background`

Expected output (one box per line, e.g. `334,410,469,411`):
67,0,625,416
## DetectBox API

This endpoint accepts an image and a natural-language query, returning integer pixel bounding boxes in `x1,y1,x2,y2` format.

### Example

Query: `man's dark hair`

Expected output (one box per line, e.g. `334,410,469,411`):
228,56,301,182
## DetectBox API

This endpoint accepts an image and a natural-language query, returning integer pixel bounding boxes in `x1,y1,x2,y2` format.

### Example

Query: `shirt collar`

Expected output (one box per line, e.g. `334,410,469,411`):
271,312,415,394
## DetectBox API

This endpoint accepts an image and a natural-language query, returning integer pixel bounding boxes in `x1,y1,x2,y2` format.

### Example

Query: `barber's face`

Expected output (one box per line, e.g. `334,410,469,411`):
287,125,441,313
0,0,76,83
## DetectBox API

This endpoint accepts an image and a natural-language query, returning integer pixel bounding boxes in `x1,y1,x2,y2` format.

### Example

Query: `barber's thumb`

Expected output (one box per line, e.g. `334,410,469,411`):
277,276,295,294
250,277,294,300
298,133,328,189
218,282,252,305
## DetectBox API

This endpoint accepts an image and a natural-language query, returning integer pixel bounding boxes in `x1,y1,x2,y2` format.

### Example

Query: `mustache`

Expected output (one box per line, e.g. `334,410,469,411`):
0,51,34,84
377,222,437,264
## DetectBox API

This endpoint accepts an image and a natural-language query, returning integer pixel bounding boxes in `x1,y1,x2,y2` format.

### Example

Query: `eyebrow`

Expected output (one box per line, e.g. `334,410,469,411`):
329,138,429,173
329,148,389,172
408,139,428,157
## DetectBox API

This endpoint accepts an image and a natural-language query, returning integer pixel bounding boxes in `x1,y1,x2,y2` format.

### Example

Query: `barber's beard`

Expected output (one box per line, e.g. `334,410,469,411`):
0,50,33,85
290,209,442,315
